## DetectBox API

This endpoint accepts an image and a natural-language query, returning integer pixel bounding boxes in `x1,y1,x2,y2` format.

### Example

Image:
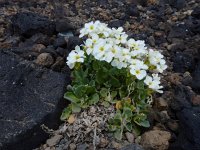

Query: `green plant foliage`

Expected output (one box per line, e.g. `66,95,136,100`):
62,60,152,140
60,106,72,121
62,21,167,140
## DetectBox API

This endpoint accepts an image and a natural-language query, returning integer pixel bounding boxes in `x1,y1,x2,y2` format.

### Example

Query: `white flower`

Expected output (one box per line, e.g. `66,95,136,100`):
74,45,81,52
130,66,147,80
91,33,99,44
148,49,163,65
148,49,167,73
101,45,121,63
102,27,112,37
128,39,147,57
85,39,93,55
144,74,163,93
156,63,167,73
111,45,121,56
129,59,148,70
93,40,112,60
118,48,131,62
111,27,124,36
72,20,167,94
84,34,100,55
79,28,88,38
128,39,146,49
111,59,127,69
85,21,96,33
66,46,85,69
79,21,101,37
95,21,111,37
115,34,128,44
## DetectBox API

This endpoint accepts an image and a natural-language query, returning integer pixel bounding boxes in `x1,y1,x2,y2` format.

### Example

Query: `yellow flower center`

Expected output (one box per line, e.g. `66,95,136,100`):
112,49,116,53
136,70,140,74
131,43,136,47
90,26,94,30
75,55,80,60
100,47,104,51
135,47,139,50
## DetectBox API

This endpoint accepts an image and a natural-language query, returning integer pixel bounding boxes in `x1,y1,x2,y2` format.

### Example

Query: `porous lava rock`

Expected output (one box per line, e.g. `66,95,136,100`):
0,51,69,150
11,12,55,37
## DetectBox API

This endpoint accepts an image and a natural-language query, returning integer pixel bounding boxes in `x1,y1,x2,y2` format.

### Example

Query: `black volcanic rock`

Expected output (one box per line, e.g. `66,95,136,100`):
191,61,200,93
108,20,124,28
11,12,56,37
53,36,67,48
159,0,186,9
55,19,74,33
168,24,189,39
173,52,195,73
0,51,69,150
191,6,200,19
170,85,200,150
171,107,200,150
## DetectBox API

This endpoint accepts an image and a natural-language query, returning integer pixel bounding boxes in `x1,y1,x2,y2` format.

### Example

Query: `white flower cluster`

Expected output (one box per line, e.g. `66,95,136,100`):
66,21,167,93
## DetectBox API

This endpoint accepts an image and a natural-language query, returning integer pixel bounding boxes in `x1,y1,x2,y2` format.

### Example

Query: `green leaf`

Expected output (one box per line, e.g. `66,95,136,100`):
113,112,122,125
73,85,96,98
122,107,133,119
60,106,72,121
81,103,89,109
89,80,95,86
109,76,120,87
64,92,80,103
111,91,117,98
105,94,112,102
71,103,81,113
137,80,144,90
86,86,96,95
125,123,133,132
102,101,110,107
110,99,118,104
133,114,150,128
138,89,148,100
119,88,127,99
108,125,117,132
138,120,150,128
114,129,123,140
100,88,108,97
96,69,108,84
92,60,99,70
132,124,141,136
88,93,99,105
73,85,87,98
73,68,89,84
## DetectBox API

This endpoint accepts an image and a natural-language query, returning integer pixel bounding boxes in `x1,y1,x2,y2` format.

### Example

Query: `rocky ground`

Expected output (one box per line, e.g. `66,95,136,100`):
0,0,200,150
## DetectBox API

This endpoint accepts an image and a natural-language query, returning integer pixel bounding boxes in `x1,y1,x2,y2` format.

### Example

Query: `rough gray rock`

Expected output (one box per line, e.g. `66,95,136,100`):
173,52,195,73
191,61,200,92
11,12,56,37
159,0,186,9
121,144,144,150
55,19,74,33
170,85,200,150
168,24,189,39
170,107,200,150
35,53,54,67
191,6,200,19
0,51,68,150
